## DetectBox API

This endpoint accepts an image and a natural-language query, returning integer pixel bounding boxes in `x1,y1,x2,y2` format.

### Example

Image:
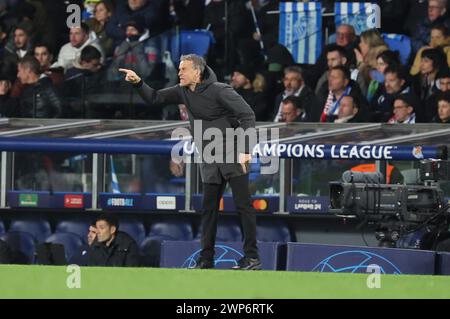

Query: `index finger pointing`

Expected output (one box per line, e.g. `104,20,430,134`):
118,68,130,74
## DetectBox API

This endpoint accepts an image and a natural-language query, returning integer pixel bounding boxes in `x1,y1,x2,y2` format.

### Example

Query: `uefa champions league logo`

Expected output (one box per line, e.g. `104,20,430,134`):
182,245,244,268
312,250,402,275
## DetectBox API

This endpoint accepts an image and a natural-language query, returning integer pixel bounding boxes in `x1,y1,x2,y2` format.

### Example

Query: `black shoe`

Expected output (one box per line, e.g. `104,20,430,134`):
232,257,262,270
189,258,214,269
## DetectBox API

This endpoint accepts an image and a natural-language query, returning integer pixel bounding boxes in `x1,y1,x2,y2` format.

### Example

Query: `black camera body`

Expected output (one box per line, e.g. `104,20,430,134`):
329,182,444,222
329,160,450,250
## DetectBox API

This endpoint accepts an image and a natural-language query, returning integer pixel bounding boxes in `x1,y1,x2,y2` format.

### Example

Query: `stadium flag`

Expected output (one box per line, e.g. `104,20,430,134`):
110,155,121,194
335,2,377,35
278,1,322,65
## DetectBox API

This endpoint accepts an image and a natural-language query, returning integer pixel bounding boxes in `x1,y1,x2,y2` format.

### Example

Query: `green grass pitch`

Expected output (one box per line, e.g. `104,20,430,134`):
0,265,450,299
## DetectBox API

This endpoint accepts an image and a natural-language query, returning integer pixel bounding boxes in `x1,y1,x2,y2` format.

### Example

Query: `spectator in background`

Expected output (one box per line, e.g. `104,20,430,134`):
315,44,367,102
425,70,450,121
411,25,450,76
388,93,419,124
86,0,115,58
412,48,449,117
280,95,309,123
434,90,450,123
334,95,361,124
231,65,267,121
319,65,368,123
53,23,104,72
16,56,62,118
71,221,97,266
106,0,171,47
370,65,412,123
0,74,18,117
308,24,358,88
88,213,140,267
272,65,319,122
367,50,401,103
108,18,153,82
355,29,389,95
412,0,450,54
263,44,296,112
1,21,34,81
11,43,64,98
63,45,105,118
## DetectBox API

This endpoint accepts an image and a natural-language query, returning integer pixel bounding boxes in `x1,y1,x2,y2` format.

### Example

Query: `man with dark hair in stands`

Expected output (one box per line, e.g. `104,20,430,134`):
369,65,413,122
0,238,12,264
318,65,368,123
53,23,104,72
307,24,359,88
33,43,64,87
1,21,34,81
272,65,320,122
88,213,140,267
231,65,267,121
11,43,64,98
434,91,450,123
334,95,361,124
280,95,309,123
316,44,367,100
63,45,106,118
16,56,62,118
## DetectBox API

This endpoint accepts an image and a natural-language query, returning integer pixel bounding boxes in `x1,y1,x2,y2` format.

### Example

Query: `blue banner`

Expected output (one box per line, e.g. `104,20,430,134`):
251,143,445,161
160,241,286,270
335,2,378,35
279,1,322,64
287,243,436,275
0,137,445,161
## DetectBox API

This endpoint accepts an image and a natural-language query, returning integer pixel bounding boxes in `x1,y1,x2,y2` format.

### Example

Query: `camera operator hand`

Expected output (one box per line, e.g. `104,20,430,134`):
118,68,141,85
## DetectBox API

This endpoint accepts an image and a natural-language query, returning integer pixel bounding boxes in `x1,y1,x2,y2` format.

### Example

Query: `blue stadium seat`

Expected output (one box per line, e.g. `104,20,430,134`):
140,219,194,267
55,220,90,244
0,231,36,264
139,235,174,267
196,219,242,242
45,233,84,263
256,220,292,243
0,220,5,235
9,218,52,243
170,30,215,65
382,33,412,65
118,219,146,245
148,220,193,241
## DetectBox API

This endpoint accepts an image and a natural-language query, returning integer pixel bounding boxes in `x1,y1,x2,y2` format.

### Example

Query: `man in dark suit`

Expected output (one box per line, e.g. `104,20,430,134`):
272,65,320,122
119,54,261,270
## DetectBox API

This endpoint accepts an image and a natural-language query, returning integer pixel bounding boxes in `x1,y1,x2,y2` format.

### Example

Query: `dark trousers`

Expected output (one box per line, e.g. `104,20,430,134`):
200,173,259,260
